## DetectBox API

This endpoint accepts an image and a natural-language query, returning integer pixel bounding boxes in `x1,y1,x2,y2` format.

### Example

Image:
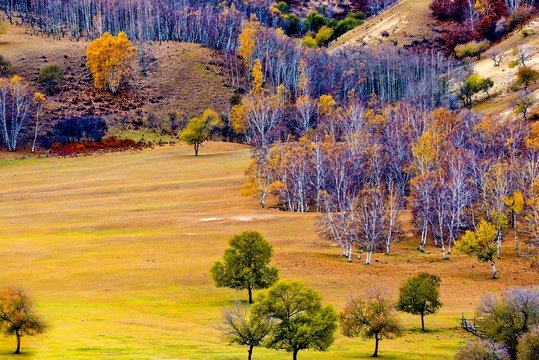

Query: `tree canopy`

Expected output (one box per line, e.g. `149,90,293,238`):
340,286,404,357
251,279,338,360
210,231,279,303
396,272,443,331
0,287,46,354
37,64,64,94
219,301,272,360
457,219,498,278
179,110,220,156
86,31,134,94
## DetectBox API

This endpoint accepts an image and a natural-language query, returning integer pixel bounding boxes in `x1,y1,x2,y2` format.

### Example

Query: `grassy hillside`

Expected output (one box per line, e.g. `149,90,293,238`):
472,18,539,116
0,23,235,123
329,0,439,50
0,143,537,359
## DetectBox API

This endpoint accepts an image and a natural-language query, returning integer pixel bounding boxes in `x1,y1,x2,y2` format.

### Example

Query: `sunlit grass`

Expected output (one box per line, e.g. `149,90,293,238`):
0,143,536,359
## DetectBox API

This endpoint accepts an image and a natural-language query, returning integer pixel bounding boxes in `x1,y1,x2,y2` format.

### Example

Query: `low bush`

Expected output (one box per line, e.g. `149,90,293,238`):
51,136,151,156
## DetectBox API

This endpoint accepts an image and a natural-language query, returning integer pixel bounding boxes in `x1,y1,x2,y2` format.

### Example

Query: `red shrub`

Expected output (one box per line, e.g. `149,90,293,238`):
52,137,151,156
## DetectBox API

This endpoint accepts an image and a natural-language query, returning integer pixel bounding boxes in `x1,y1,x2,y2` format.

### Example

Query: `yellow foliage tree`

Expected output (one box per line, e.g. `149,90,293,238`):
252,59,264,95
238,15,259,69
179,109,220,156
86,32,135,94
503,189,524,250
410,132,443,175
318,94,336,115
456,219,498,278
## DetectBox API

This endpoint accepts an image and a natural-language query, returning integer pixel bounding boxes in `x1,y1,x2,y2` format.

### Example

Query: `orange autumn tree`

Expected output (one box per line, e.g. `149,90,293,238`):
0,287,46,354
86,32,135,94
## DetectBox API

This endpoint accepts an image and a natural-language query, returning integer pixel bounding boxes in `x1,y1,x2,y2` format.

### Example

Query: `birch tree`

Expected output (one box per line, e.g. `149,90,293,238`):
32,93,46,153
86,32,135,94
0,76,32,151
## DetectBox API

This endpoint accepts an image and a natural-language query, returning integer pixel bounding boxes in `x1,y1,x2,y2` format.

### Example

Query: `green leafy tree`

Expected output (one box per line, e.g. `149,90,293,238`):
459,73,494,109
455,40,490,60
251,280,338,360
456,219,498,279
211,231,279,303
0,287,46,354
458,81,475,110
518,324,539,360
302,35,317,48
220,301,272,360
333,17,364,37
478,287,539,360
273,1,290,14
179,109,220,156
340,286,404,357
303,11,328,33
314,26,334,45
283,14,301,35
467,73,494,98
37,64,64,94
515,67,539,92
512,93,535,121
396,272,443,331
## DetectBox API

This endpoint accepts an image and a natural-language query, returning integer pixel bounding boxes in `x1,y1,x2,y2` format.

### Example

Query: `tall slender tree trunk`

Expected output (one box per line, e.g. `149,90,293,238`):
248,345,253,360
421,312,425,332
293,349,299,360
496,229,502,260
14,330,20,354
373,333,379,357
471,203,476,230
194,142,199,156
492,261,497,279
514,218,518,252
247,285,253,304
32,118,39,153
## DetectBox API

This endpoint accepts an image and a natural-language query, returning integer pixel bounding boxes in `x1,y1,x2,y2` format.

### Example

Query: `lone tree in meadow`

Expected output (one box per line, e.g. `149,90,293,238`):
340,286,404,357
251,280,338,360
396,272,443,332
211,231,279,304
0,287,46,354
179,109,221,156
86,32,134,94
220,301,272,360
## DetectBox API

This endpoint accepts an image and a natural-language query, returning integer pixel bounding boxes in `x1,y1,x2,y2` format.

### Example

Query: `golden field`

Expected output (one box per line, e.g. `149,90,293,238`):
0,143,537,359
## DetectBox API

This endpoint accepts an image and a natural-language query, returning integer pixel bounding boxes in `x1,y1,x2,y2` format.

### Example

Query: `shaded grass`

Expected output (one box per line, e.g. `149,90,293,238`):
0,143,537,359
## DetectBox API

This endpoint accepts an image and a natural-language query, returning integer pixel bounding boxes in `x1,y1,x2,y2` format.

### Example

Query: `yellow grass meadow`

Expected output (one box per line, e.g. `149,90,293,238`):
0,143,537,360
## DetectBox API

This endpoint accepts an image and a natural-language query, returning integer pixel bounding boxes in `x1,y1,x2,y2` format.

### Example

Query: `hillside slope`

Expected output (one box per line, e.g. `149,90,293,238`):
330,0,539,118
0,23,235,124
472,18,539,117
329,0,440,50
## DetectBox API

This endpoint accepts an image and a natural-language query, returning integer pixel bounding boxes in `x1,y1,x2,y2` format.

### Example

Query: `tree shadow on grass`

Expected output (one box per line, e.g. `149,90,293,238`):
406,327,446,335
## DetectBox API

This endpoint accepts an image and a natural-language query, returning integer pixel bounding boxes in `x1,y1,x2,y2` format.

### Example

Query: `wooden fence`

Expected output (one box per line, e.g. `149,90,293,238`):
460,314,485,336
